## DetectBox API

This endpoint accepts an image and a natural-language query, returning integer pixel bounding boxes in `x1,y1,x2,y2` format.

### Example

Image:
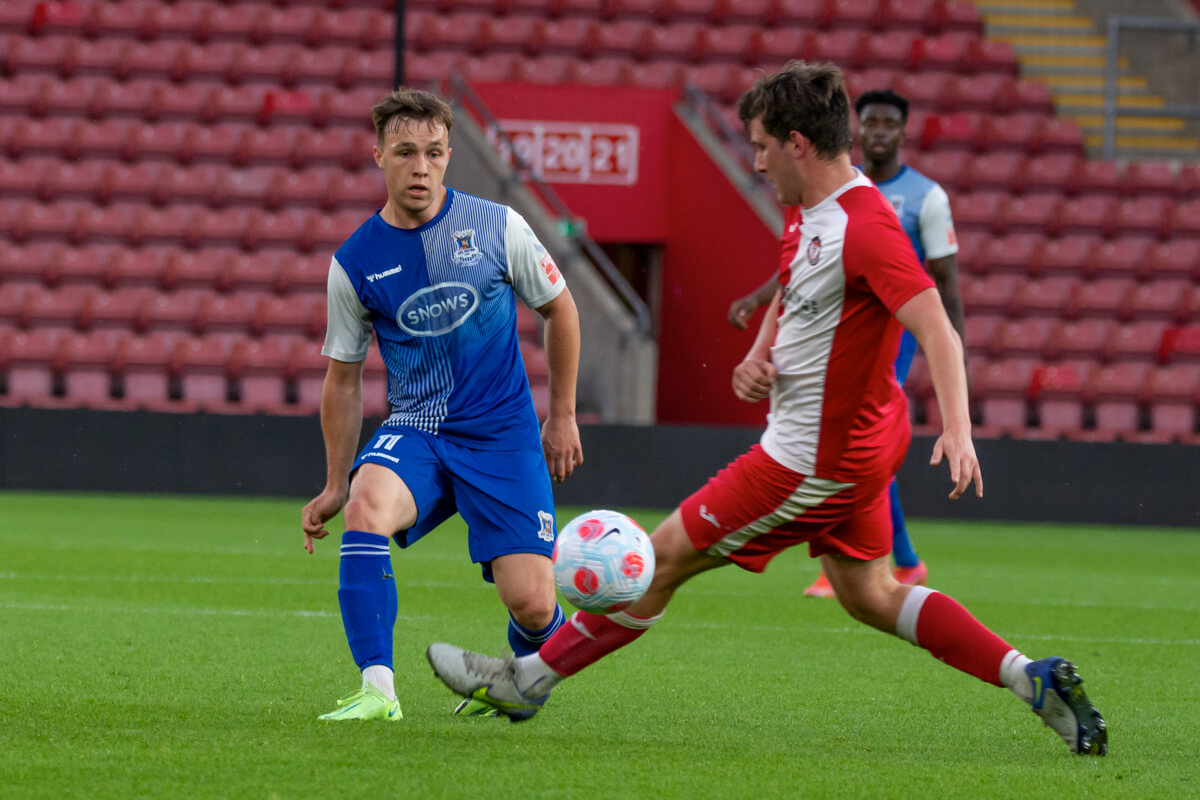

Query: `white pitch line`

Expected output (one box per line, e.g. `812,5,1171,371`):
0,571,477,590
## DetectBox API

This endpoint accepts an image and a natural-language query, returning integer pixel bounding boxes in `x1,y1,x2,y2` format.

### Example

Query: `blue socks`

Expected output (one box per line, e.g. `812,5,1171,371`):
508,603,566,657
337,531,397,670
889,479,920,568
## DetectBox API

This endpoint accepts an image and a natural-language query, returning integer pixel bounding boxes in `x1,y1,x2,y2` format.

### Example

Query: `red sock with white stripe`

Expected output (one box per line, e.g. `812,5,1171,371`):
513,610,662,697
896,586,1026,690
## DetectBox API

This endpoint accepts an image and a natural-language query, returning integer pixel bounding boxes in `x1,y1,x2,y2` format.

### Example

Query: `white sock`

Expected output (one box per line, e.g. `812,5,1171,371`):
999,650,1034,703
514,654,563,699
362,665,395,700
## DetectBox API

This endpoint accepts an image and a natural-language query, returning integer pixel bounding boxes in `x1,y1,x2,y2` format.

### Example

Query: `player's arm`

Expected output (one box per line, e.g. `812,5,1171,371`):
732,287,781,402
536,286,584,483
919,185,967,369
927,253,967,370
895,288,982,500
302,257,372,553
727,273,782,330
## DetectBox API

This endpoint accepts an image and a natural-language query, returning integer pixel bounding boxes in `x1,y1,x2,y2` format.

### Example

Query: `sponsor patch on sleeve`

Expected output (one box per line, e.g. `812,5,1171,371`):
539,252,561,284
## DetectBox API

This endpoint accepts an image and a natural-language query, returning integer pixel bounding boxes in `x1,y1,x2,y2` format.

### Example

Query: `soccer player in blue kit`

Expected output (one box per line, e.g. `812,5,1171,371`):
301,87,584,720
727,88,966,598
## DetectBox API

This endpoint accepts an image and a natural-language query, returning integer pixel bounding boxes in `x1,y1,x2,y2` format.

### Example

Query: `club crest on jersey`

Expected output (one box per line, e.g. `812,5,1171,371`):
451,229,482,266
807,236,822,265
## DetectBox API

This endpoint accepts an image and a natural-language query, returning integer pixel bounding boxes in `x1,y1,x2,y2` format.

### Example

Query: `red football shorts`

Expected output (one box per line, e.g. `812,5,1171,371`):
679,444,892,572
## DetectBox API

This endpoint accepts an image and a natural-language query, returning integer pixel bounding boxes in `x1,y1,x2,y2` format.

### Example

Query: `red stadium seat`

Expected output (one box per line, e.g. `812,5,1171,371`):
858,31,919,70
1033,234,1097,278
904,150,970,195
977,113,1040,154
482,16,539,55
511,55,577,86
100,162,166,205
1179,163,1200,200
1074,278,1133,321
1088,361,1149,436
1048,318,1113,362
328,170,386,211
1113,197,1171,239
1127,280,1188,323
0,283,31,325
196,293,258,334
1004,80,1053,114
59,330,125,406
1,242,61,286
141,289,213,335
991,318,1054,359
175,334,236,404
84,1,149,39
909,33,969,72
231,335,295,412
141,1,209,42
289,337,327,411
1159,324,1200,364
85,287,154,332
826,0,879,29
696,24,756,64
0,157,50,200
952,191,1005,234
571,57,632,87
919,112,980,152
977,233,1039,277
1150,240,1200,282
5,34,73,77
22,285,94,330
1009,276,1078,319
3,328,65,404
1066,159,1120,196
958,273,1017,315
255,294,324,338
293,127,366,171
1145,365,1197,438
1055,196,1117,237
1015,154,1081,195
8,118,81,160
938,73,1016,113
115,335,175,409
588,19,650,59
964,37,1017,74
961,152,1024,193
534,18,595,56
337,50,391,89
714,0,775,24
1030,363,1087,433
1090,236,1155,282
962,314,1001,359
1120,161,1177,197
974,358,1034,430
1032,117,1084,156
771,0,827,26
805,29,865,66
40,160,107,204
954,230,990,276
51,244,119,288
1167,199,1200,239
161,248,227,292
1107,320,1169,363
999,193,1061,235
106,246,176,290
279,255,330,297
749,29,808,67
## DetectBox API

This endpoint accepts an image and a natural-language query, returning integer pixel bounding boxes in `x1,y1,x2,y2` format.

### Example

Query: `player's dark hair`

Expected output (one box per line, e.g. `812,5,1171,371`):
854,89,909,122
737,60,853,160
370,87,454,144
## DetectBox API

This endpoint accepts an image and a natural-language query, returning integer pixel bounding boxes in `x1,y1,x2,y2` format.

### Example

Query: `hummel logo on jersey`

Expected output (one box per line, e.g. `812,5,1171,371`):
365,264,403,283
698,504,720,528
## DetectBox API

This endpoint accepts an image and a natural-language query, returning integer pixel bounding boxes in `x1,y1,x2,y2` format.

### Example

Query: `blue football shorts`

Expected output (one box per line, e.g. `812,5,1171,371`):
351,424,557,582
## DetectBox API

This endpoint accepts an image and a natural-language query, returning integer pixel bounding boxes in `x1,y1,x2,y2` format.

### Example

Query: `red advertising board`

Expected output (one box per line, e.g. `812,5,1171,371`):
470,83,675,243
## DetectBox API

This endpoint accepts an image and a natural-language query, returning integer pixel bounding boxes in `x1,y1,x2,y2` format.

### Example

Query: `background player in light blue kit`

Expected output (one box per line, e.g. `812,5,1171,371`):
727,88,966,598
301,87,584,720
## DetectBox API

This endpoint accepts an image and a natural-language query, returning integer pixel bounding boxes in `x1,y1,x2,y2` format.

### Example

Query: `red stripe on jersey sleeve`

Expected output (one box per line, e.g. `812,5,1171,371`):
838,186,935,314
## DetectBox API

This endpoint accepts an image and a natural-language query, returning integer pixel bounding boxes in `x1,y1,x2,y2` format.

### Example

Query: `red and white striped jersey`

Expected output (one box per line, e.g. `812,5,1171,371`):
761,170,935,483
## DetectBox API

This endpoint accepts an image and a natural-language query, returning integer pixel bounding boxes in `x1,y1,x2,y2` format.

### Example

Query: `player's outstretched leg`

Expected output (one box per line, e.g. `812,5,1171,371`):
427,644,548,722
451,604,567,717
803,571,837,598
1025,657,1108,755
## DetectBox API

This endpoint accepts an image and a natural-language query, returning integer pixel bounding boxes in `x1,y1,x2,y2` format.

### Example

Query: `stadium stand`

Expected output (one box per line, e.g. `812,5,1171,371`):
0,0,1196,439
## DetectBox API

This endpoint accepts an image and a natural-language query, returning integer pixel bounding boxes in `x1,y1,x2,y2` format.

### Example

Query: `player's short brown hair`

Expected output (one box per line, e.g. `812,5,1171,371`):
370,87,454,145
737,61,853,161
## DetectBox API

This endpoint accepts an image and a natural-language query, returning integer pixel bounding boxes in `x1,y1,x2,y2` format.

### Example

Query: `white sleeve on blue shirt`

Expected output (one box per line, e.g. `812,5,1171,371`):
321,256,373,362
504,207,566,309
918,183,959,261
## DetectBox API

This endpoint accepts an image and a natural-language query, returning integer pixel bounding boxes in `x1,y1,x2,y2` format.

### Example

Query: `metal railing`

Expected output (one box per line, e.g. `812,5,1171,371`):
1104,15,1200,159
444,75,652,336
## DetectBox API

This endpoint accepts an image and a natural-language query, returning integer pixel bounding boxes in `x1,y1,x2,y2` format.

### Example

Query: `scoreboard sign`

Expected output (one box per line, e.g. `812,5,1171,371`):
488,120,640,186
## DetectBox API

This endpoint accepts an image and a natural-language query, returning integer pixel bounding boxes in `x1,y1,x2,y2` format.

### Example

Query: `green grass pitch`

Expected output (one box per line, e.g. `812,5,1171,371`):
2,491,1198,799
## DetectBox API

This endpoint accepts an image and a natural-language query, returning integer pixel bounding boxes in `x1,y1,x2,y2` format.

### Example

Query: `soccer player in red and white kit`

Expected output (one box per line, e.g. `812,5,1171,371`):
427,62,1106,756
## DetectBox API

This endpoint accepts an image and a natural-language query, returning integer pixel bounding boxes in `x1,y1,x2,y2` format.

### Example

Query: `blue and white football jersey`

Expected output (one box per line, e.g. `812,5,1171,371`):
871,165,958,264
322,187,564,448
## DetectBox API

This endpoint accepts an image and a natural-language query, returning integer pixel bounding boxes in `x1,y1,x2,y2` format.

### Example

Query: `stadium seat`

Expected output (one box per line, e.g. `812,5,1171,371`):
825,0,879,30
254,6,321,46
508,54,575,85
141,289,213,335
1108,320,1169,363
0,157,49,200
903,150,970,195
991,318,1054,359
1009,276,1077,318
974,358,1034,430
3,328,64,404
938,73,1014,113
5,34,73,77
952,192,1006,234
534,18,595,56
1120,161,1177,198
573,57,633,88
118,40,186,82
196,293,258,335
83,2,148,39
482,16,540,56
126,121,190,164
161,248,227,292
113,334,174,409
278,255,330,297
1000,193,1061,235
588,19,650,59
1145,365,1198,438
22,284,94,330
231,335,295,412
7,118,81,160
978,113,1039,154
961,152,1024,193
141,1,209,42
175,334,237,404
1089,236,1155,282
977,233,1039,277
255,294,324,338
1033,234,1097,278
1088,361,1149,436
1074,278,1134,320
1127,280,1189,323
101,163,166,206
962,314,1001,360
59,330,125,406
85,287,154,332
1048,319,1113,362
749,29,808,67
42,160,108,203
772,0,827,26
1030,363,1087,433
1,242,61,287
1113,197,1172,240
0,284,32,326
1159,324,1200,364
1032,117,1085,156
289,337,327,412
1150,239,1200,282
337,49,392,89
1055,196,1118,237
805,29,866,66
958,273,1018,315
106,246,176,290
51,244,118,288
1016,154,1081,196
328,170,386,211
27,1,87,36
714,0,775,25
293,127,366,171
1004,80,1053,115
1167,199,1200,239
1178,163,1200,200
696,24,756,64
919,112,979,152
